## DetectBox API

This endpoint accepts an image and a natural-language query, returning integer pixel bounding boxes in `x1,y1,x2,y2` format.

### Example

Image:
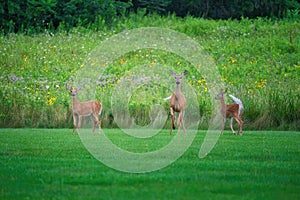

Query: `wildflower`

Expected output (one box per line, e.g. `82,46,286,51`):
101,61,109,66
119,58,126,65
47,97,57,105
197,78,206,84
255,79,267,89
90,60,98,67
230,57,236,63
23,55,28,62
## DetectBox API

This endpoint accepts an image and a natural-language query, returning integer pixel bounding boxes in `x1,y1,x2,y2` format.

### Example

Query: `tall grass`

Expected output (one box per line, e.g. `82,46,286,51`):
0,13,299,130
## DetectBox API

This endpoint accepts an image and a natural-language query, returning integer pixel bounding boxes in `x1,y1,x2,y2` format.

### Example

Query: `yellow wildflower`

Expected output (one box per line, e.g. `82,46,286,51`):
90,60,98,67
47,97,57,105
230,57,236,63
255,79,267,89
23,55,28,62
119,58,126,65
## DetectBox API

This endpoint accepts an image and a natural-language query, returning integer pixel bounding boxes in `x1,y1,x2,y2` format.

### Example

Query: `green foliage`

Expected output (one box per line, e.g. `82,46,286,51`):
1,0,299,34
137,0,172,14
0,129,299,199
0,0,133,34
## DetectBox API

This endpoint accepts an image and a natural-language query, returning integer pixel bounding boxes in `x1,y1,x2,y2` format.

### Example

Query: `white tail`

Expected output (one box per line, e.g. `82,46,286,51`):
168,70,187,135
66,84,102,135
164,96,172,101
98,105,103,116
229,94,244,116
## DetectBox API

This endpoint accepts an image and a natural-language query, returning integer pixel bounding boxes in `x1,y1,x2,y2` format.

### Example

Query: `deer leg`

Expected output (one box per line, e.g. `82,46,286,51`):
238,117,243,136
177,111,182,136
221,117,226,135
72,114,77,135
172,111,176,130
233,114,243,136
92,113,101,135
77,115,82,135
230,117,236,135
90,115,96,135
170,108,175,135
235,117,242,136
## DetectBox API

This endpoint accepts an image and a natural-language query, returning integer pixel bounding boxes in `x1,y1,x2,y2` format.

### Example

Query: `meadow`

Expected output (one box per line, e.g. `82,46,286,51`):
0,14,299,130
0,129,299,199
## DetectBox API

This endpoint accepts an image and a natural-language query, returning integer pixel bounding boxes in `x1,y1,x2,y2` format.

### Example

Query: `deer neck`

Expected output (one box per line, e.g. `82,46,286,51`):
175,84,182,95
72,96,80,106
219,97,226,114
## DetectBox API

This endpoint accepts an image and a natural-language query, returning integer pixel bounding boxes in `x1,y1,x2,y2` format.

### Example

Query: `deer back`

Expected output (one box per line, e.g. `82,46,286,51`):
225,103,239,117
72,98,101,116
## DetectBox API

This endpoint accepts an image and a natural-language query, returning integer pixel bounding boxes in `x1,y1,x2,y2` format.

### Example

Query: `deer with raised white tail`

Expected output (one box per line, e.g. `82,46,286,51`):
66,84,102,135
215,90,244,136
166,70,187,135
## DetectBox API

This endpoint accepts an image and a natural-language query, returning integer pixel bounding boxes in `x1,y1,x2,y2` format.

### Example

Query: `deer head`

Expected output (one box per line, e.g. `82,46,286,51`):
66,84,81,97
216,89,226,100
170,70,187,86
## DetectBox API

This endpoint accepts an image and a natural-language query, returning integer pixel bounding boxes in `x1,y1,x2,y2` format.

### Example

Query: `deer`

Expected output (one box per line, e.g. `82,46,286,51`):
164,70,187,135
66,84,102,135
215,90,244,136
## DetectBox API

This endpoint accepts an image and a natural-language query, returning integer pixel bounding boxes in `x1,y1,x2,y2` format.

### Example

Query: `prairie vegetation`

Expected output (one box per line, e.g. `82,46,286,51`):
0,13,299,130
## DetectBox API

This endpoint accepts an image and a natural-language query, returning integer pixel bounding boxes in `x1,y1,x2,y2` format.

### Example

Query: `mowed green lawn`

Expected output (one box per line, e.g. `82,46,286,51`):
0,129,299,199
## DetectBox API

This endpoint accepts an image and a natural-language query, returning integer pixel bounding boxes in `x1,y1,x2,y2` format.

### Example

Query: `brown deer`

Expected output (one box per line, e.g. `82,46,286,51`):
66,84,102,135
215,90,244,136
165,70,187,135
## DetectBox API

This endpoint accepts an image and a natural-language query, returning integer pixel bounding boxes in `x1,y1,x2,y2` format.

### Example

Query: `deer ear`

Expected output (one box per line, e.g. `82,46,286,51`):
77,87,81,91
182,70,187,76
66,83,70,90
169,70,175,76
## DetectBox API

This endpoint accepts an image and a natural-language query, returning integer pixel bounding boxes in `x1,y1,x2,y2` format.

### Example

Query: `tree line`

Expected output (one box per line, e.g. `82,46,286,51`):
1,0,299,34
